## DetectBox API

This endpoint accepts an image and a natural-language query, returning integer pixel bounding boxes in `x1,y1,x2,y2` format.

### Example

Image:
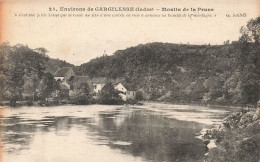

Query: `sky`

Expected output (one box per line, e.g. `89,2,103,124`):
1,0,259,65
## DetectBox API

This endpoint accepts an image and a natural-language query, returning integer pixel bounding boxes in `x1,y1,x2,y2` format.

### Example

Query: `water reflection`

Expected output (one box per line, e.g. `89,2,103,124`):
96,109,208,162
0,104,229,162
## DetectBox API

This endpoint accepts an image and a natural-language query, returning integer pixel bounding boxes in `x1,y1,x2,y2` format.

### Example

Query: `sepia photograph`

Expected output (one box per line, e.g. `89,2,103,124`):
0,0,259,161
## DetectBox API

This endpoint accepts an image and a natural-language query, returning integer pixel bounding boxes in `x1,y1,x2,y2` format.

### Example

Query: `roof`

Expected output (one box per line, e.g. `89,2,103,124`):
110,77,125,85
114,83,127,91
114,83,126,88
54,67,74,77
72,76,91,82
92,77,107,84
60,82,70,90
71,76,92,88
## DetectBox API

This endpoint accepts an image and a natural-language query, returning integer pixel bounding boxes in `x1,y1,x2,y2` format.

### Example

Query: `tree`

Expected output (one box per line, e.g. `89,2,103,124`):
239,17,260,105
240,17,260,43
2,44,26,106
136,91,144,101
22,70,39,103
70,81,91,104
99,81,123,104
37,72,55,101
1,43,49,106
34,47,49,55
224,40,230,45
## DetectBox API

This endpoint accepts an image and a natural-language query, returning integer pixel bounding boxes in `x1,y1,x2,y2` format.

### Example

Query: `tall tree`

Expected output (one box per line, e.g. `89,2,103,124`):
2,44,26,106
37,72,55,101
1,43,49,106
239,17,260,105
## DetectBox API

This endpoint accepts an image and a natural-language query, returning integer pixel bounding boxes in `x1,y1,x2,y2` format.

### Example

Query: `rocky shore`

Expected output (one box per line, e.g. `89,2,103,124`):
202,105,260,162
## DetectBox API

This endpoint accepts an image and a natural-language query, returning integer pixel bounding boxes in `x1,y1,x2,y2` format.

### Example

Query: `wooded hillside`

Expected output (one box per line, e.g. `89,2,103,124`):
75,42,259,105
74,17,259,105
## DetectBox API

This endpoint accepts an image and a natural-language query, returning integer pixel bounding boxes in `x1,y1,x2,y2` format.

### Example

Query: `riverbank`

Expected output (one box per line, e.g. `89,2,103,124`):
202,107,260,162
143,100,256,111
1,100,73,107
0,98,142,107
2,99,256,110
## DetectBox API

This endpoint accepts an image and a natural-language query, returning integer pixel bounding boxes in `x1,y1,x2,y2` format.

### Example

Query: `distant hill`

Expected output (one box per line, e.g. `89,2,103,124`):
75,42,258,105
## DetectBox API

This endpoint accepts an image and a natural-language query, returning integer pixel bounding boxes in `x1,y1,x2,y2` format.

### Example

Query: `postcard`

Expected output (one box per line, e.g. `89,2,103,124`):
0,0,259,162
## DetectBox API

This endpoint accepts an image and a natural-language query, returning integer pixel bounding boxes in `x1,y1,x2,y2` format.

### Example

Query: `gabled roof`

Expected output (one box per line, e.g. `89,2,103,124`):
60,82,70,90
54,67,74,77
72,76,91,82
114,83,126,88
92,77,107,84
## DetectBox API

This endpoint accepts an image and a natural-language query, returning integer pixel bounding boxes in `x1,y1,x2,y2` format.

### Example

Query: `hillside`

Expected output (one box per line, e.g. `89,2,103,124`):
75,42,259,105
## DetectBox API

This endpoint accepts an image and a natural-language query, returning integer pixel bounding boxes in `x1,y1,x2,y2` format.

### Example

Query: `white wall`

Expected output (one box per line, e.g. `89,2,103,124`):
114,83,127,93
93,84,105,93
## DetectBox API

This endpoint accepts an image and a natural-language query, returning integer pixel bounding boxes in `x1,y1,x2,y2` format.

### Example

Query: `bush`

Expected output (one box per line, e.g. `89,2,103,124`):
99,81,124,105
136,91,144,101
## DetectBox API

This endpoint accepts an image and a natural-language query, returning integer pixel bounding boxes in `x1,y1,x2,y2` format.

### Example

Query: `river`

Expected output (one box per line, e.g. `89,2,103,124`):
0,103,230,162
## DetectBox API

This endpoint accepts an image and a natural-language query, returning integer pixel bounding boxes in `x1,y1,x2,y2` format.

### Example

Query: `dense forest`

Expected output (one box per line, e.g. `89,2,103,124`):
0,44,78,106
0,45,53,106
0,17,259,107
75,17,260,106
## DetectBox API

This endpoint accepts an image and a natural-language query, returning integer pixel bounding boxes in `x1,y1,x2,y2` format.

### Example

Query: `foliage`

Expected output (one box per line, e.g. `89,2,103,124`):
135,91,144,101
205,110,260,162
240,17,260,43
99,81,123,105
1,44,49,106
70,81,91,104
74,17,260,106
239,17,260,105
37,72,56,100
0,43,62,106
0,43,86,106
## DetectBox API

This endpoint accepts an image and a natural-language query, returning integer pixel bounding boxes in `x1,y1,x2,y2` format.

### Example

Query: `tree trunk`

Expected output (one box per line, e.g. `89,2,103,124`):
10,99,16,107
257,44,260,101
33,93,35,102
26,98,33,106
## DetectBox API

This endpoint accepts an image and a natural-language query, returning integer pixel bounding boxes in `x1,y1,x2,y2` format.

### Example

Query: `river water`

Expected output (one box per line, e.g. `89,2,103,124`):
0,103,230,162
